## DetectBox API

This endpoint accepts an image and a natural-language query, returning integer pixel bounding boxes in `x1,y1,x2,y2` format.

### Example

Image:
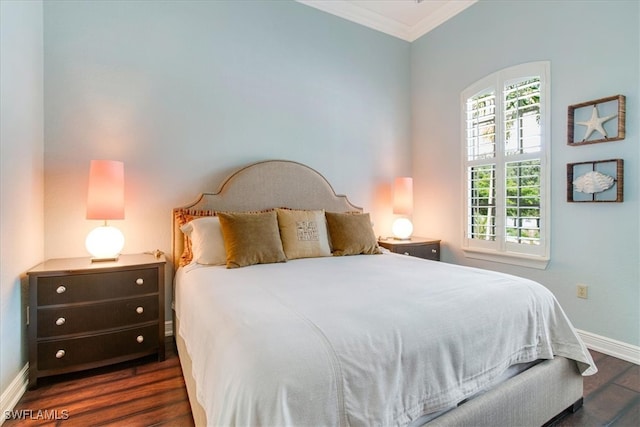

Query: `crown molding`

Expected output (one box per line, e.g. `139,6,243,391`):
297,0,477,42
409,0,477,41
297,0,412,41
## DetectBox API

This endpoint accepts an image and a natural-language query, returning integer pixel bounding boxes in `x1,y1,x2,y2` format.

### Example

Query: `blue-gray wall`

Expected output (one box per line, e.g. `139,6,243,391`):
0,0,44,400
42,0,410,321
411,0,639,346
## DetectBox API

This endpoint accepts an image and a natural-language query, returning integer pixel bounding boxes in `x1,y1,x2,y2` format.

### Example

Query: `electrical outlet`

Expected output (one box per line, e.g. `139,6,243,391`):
577,284,588,299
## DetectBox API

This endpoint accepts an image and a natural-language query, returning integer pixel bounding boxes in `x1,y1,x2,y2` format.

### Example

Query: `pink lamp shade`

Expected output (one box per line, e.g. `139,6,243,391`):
86,160,124,220
85,160,125,261
393,177,413,215
392,177,413,240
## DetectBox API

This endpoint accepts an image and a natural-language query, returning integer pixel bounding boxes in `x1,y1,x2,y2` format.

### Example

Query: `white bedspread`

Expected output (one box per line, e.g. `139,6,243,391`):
175,252,595,427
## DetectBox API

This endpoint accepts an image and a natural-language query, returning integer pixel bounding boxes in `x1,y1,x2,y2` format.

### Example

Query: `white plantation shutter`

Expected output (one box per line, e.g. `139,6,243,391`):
462,62,550,268
505,160,540,246
504,79,542,156
466,90,496,161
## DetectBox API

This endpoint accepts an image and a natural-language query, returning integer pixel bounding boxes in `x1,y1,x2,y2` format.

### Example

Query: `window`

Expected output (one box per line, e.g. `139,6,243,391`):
462,62,550,269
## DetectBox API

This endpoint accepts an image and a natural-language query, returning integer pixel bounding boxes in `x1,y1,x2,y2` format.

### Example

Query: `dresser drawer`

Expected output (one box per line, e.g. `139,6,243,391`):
379,238,441,261
37,295,159,338
38,268,158,305
37,324,158,371
399,243,439,261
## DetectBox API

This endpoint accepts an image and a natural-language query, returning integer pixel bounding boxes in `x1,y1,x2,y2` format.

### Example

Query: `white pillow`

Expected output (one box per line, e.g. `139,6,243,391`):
180,216,226,265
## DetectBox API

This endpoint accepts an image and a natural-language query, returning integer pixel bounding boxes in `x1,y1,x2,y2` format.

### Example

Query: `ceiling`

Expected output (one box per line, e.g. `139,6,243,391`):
297,0,477,42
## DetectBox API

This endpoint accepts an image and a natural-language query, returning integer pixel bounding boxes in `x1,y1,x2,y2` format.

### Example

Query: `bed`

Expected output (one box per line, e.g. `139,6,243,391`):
172,160,596,427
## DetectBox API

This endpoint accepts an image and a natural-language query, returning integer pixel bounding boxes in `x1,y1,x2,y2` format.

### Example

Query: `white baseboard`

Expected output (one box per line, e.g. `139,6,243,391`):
0,363,28,426
577,329,640,365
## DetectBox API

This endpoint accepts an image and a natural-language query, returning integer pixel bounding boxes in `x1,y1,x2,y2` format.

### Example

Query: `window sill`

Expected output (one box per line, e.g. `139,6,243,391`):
462,248,550,270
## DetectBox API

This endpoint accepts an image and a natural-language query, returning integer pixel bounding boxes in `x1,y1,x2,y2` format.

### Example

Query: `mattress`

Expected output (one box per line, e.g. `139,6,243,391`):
175,251,595,426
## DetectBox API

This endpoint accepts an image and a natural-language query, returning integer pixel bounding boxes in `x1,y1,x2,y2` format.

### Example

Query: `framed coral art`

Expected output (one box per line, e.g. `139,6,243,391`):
567,95,625,146
567,159,623,202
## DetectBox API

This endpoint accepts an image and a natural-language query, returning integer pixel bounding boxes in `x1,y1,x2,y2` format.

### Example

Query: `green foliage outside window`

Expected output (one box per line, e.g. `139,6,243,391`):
469,165,495,241
506,160,540,245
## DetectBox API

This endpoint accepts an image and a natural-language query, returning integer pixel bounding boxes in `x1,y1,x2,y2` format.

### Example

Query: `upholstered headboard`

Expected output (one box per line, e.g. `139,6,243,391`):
171,160,362,269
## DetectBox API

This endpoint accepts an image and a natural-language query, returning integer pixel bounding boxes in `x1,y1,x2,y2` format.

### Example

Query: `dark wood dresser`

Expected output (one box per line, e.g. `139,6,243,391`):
27,253,165,388
378,237,441,261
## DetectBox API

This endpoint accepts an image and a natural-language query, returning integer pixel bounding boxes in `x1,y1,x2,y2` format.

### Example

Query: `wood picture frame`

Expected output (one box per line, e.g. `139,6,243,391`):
567,95,625,146
567,159,623,203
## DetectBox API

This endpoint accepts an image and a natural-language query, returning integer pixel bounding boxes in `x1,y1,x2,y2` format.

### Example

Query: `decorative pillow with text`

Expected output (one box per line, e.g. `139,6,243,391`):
276,208,331,260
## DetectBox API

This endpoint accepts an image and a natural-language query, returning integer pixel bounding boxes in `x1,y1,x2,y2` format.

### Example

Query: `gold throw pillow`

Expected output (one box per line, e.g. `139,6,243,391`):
325,212,381,256
218,210,287,268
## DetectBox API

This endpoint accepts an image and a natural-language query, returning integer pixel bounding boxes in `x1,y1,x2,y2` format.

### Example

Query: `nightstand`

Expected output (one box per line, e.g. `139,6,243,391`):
378,237,441,261
27,253,165,388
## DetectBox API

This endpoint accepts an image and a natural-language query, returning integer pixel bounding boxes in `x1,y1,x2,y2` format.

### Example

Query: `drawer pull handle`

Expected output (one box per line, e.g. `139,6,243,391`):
55,349,66,359
136,306,144,314
55,317,66,326
56,285,66,294
136,278,144,285
136,335,144,343
432,249,437,253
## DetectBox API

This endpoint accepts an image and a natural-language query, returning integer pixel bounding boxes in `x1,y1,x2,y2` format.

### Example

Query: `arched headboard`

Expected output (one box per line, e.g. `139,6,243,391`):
172,160,362,268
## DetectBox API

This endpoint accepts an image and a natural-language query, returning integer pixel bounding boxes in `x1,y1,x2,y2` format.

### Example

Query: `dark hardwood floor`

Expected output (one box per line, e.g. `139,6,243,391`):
5,339,638,426
555,349,639,427
5,339,194,427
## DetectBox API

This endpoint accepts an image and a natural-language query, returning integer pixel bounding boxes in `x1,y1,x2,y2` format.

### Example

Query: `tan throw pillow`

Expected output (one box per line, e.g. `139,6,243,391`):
218,210,287,268
276,209,331,260
325,212,381,256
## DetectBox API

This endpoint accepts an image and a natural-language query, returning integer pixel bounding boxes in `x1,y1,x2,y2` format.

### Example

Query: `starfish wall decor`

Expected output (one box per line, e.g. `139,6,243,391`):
576,105,617,141
567,95,625,146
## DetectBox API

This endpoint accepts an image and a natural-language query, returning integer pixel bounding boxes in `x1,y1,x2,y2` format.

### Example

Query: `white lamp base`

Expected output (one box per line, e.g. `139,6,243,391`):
86,225,124,262
392,217,413,240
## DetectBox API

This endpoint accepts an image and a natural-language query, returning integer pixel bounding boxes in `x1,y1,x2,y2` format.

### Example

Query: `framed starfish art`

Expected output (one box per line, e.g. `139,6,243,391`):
567,95,625,146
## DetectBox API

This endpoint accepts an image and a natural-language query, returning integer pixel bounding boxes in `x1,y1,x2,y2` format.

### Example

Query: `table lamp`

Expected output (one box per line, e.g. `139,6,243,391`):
85,160,125,261
392,176,413,240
